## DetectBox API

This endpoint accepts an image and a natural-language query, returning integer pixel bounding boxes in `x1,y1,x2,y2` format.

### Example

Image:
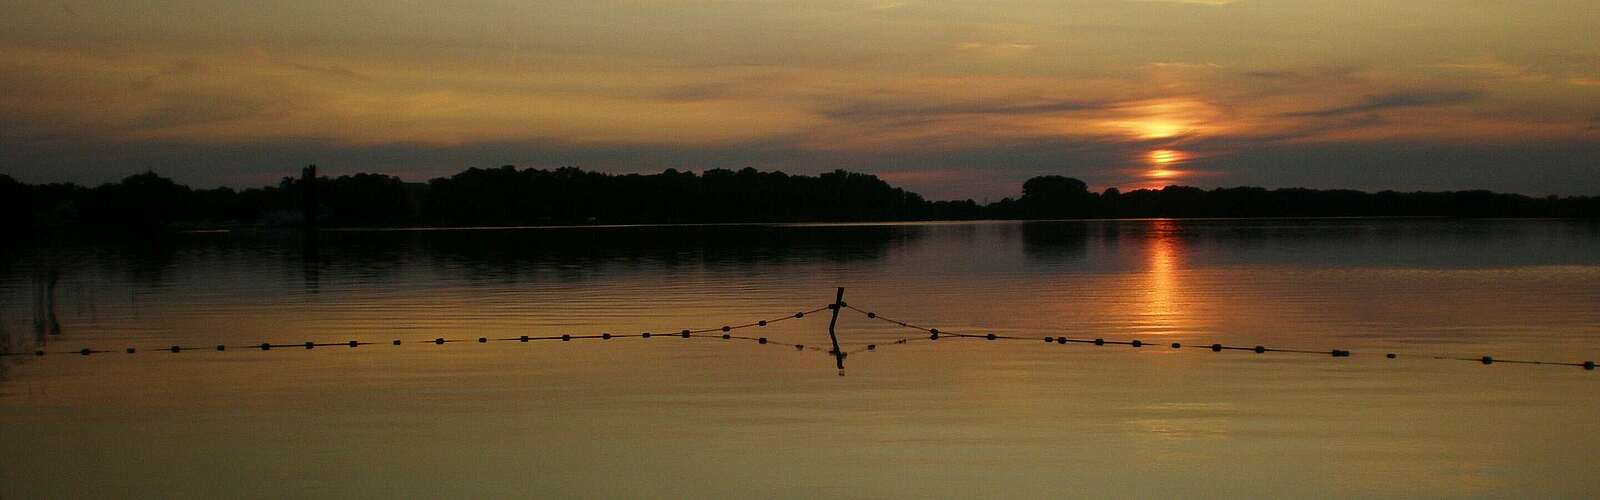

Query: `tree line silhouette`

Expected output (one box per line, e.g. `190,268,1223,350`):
3,166,1595,229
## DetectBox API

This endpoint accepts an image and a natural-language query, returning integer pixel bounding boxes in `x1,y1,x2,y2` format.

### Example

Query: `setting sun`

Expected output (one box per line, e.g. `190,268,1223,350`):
1142,149,1187,180
1148,149,1185,165
1135,120,1189,140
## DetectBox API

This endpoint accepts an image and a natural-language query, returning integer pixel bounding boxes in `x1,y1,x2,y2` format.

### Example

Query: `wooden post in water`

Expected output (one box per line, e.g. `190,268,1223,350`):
826,287,846,371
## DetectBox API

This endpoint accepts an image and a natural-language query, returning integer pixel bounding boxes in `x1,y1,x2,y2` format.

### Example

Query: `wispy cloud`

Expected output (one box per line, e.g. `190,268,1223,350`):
130,91,280,129
1148,62,1222,70
652,82,738,101
1238,66,1362,83
1283,90,1481,118
954,42,1037,56
1128,0,1238,5
824,99,1109,121
250,48,371,82
133,60,209,90
1423,60,1548,83
282,62,371,82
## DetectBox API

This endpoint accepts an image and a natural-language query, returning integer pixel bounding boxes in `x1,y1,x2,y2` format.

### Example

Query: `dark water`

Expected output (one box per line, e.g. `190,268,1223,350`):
2,219,1598,498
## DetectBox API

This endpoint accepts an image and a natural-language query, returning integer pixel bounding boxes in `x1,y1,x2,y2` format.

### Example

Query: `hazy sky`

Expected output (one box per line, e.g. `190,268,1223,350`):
3,0,1597,199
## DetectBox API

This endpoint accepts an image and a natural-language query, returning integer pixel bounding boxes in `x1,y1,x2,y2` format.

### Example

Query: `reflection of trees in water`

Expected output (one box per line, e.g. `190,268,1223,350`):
1,232,196,380
113,237,178,286
0,308,8,378
5,225,919,312
1020,222,1090,261
300,230,320,293
1017,218,1600,269
0,224,911,378
235,225,915,291
287,225,919,283
13,231,183,288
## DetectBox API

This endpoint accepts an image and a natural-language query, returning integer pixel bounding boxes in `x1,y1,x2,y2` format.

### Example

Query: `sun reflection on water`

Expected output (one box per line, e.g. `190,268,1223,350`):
1142,220,1183,333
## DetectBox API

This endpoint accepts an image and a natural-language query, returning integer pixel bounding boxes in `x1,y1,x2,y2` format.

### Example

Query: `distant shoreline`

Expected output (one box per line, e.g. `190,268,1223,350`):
172,216,1588,233
5,166,1596,231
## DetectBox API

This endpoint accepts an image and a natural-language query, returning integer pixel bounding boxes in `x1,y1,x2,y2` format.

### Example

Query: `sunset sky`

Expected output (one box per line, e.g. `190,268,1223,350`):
3,0,1597,199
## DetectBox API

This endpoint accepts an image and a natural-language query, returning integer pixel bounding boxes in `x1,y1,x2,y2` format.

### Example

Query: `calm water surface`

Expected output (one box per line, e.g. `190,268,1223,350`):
2,219,1598,498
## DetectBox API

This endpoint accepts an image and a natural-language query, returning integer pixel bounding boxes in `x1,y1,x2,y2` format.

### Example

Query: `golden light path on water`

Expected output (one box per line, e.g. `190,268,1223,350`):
1142,219,1182,332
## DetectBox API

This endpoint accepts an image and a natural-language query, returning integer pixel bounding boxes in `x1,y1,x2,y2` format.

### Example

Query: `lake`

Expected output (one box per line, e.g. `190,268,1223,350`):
2,219,1598,498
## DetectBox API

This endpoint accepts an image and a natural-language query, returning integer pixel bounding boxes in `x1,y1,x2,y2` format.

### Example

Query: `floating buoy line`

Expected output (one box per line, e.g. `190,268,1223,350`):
2,288,1594,373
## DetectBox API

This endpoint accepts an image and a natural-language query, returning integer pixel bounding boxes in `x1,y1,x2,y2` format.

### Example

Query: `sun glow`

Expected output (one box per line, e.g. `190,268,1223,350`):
1135,120,1190,140
1143,149,1187,180
1148,149,1184,165
1101,99,1220,141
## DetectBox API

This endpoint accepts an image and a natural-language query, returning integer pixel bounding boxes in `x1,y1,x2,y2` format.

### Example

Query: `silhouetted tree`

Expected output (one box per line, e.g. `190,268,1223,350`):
5,167,1597,231
1020,175,1093,218
322,173,416,226
80,172,193,228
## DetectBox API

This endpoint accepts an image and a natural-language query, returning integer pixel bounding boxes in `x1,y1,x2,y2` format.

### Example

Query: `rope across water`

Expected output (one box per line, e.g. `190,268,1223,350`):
840,304,1597,371
3,298,1594,372
0,305,838,358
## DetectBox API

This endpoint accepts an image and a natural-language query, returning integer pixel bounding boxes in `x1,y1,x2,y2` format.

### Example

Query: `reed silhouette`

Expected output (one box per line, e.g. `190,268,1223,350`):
31,266,61,342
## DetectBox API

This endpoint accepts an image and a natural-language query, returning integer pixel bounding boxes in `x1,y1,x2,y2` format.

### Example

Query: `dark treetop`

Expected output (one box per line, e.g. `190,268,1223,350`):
3,167,1596,230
